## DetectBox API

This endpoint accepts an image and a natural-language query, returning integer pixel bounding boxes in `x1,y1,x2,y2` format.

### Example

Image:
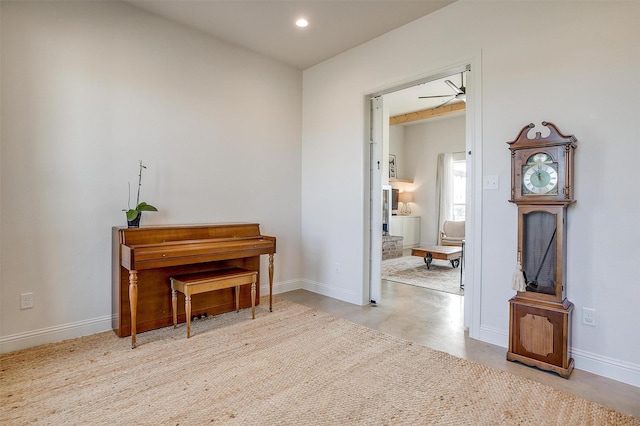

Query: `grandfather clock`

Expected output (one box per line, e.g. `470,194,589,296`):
506,122,577,378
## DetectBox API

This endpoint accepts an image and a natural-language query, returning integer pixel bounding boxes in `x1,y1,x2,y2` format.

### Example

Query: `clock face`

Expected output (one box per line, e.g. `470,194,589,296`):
522,153,559,195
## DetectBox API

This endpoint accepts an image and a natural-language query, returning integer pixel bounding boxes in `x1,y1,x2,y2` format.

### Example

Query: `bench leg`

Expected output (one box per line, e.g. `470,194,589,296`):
251,275,256,320
171,287,177,328
185,295,192,338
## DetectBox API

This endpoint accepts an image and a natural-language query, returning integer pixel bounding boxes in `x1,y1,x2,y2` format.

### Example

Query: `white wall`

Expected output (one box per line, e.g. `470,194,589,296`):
402,116,466,245
387,116,466,244
388,125,406,180
0,1,303,351
301,1,640,386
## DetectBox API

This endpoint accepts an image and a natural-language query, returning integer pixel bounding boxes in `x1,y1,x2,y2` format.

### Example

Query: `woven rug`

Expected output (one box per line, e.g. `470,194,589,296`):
382,255,464,296
1,298,637,425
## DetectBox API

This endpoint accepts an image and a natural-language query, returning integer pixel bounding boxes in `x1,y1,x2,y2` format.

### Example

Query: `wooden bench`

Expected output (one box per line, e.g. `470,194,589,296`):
170,268,258,338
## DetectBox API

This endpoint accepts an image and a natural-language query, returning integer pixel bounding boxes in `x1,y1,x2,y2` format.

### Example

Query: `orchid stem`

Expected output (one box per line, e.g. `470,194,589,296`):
136,160,146,207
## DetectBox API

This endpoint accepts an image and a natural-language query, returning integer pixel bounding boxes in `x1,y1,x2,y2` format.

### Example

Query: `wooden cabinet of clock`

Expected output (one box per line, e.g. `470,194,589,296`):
507,297,574,378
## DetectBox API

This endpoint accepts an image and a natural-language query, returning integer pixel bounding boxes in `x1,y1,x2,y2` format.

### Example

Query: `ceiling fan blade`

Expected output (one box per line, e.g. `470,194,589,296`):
445,79,463,95
418,94,451,99
435,96,456,109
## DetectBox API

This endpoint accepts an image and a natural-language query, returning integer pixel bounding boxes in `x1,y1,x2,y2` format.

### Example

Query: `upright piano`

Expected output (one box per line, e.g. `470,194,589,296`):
112,223,276,348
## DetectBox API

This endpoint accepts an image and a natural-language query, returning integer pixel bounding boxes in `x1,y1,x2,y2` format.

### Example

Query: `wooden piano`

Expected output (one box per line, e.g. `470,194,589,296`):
112,223,276,348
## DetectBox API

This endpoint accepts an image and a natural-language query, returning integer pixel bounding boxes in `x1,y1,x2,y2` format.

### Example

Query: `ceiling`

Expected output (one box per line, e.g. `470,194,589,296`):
125,0,461,119
383,71,466,118
125,0,455,70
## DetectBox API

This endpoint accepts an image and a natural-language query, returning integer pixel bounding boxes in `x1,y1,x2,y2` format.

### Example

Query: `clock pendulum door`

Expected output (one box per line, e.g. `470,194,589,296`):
523,211,557,293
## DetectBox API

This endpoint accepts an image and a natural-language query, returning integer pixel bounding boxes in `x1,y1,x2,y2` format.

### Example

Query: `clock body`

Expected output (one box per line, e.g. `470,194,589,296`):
506,122,577,379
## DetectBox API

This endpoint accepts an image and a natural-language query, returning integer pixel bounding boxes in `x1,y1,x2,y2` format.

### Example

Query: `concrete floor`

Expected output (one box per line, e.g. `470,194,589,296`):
279,280,640,419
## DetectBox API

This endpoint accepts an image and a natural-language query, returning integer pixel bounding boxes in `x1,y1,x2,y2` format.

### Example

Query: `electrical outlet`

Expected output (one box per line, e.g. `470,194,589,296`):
20,293,34,309
583,307,595,326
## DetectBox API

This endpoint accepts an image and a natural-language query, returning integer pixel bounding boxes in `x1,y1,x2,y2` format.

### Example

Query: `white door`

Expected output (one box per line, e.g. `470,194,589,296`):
369,96,384,304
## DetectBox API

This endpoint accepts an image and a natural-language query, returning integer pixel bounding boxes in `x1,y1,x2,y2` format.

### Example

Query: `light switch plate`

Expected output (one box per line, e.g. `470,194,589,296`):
483,175,499,190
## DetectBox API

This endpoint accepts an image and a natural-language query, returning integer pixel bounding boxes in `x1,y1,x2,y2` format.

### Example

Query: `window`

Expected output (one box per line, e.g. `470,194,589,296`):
452,154,466,221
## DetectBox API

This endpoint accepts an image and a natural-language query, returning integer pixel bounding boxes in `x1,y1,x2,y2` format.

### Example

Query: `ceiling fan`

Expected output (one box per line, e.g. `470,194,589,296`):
418,72,466,108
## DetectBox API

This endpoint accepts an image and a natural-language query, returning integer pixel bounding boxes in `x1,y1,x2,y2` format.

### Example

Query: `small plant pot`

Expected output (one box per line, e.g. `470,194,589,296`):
127,212,142,228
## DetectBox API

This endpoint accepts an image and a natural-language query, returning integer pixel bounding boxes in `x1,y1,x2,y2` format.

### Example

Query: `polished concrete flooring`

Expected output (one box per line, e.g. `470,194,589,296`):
279,280,640,419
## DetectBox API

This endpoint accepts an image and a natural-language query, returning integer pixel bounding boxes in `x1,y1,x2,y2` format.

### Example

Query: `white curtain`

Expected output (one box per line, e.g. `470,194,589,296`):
435,153,454,243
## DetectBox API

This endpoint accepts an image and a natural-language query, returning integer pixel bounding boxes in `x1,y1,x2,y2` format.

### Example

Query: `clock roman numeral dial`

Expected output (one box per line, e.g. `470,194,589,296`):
522,162,559,195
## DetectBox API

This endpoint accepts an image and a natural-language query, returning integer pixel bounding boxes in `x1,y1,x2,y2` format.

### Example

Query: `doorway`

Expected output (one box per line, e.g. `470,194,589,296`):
367,63,480,333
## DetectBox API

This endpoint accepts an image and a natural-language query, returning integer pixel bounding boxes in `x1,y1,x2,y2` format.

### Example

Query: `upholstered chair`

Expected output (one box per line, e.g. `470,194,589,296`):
440,220,465,246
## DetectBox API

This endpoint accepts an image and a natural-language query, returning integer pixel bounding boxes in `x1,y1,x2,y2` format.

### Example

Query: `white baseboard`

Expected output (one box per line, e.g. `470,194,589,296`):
301,279,358,304
478,324,508,348
572,348,640,388
0,315,113,354
2,280,302,354
265,278,303,295
477,325,640,388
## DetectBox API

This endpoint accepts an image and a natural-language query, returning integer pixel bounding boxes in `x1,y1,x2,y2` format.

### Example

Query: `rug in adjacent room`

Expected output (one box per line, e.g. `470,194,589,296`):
382,255,463,295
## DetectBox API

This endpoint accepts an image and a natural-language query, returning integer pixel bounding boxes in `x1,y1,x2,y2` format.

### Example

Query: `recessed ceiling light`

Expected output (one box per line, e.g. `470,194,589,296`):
296,18,308,28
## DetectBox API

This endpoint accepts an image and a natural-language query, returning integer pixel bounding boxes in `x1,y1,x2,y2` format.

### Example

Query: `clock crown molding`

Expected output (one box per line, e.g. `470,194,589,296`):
507,121,577,151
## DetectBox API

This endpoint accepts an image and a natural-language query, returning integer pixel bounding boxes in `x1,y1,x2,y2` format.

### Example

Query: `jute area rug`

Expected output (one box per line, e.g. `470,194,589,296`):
382,255,463,296
1,298,637,425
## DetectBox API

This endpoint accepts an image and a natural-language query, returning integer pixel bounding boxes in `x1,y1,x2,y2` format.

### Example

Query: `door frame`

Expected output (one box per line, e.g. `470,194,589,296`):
364,57,483,336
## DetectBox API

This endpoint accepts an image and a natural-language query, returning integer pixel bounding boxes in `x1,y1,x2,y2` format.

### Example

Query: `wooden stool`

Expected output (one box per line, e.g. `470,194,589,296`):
170,268,258,338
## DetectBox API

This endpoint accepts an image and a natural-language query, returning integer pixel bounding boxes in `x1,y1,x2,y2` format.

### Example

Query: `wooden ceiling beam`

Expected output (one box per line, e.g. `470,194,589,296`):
389,102,465,126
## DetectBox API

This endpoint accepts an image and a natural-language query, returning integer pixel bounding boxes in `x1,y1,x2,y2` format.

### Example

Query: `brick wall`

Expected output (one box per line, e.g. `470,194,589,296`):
382,235,403,260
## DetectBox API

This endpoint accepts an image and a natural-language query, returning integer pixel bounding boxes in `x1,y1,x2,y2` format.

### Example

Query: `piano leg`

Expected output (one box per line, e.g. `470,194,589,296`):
129,270,138,349
185,295,192,338
269,254,274,312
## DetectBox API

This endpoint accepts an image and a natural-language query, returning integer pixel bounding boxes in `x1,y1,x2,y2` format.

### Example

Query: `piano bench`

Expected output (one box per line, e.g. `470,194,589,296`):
170,268,258,338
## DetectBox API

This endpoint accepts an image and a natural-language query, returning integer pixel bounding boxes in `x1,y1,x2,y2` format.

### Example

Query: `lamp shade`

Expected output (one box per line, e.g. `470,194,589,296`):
398,192,414,203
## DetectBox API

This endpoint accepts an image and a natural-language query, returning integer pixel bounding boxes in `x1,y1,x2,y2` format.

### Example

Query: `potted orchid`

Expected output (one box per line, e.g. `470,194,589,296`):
123,160,158,227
